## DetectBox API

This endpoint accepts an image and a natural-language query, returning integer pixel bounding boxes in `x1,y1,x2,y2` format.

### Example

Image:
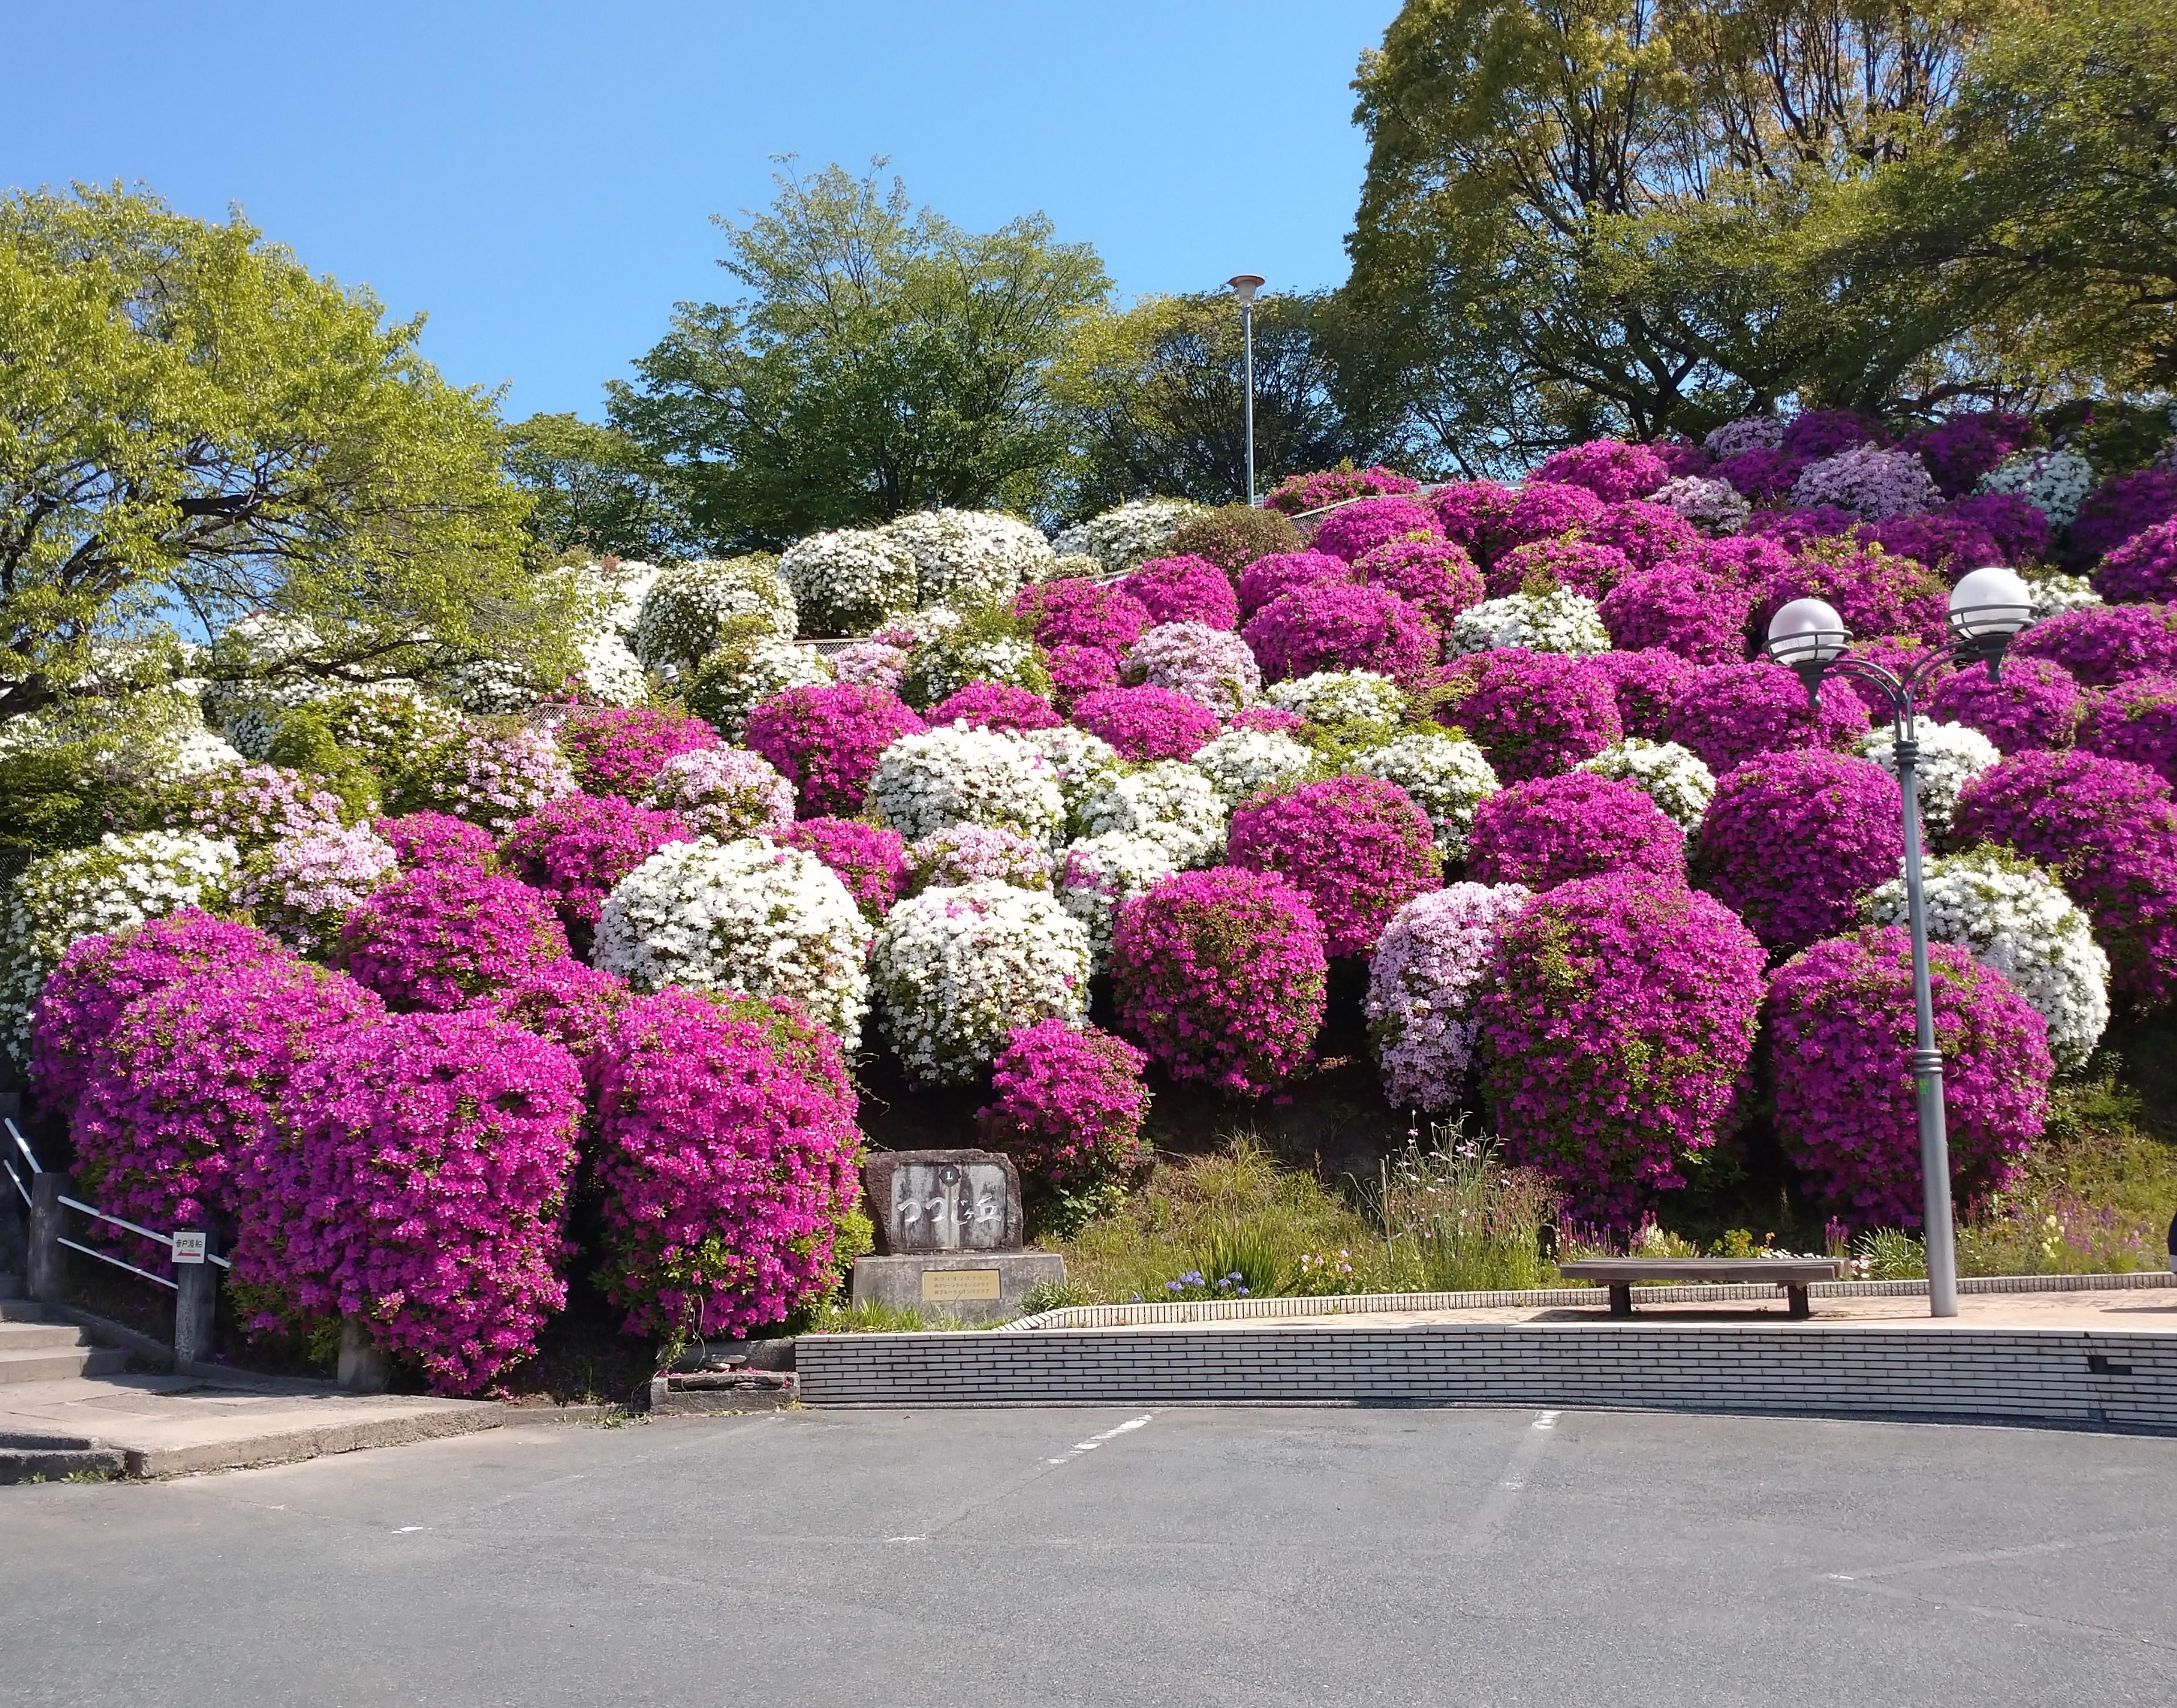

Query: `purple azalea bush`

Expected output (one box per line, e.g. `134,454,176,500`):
976,1019,1151,1194
741,684,925,818
1599,564,1753,663
376,811,496,873
1466,771,1686,892
338,866,570,1012
1455,651,1623,782
2093,518,2177,605
2080,675,2177,786
1352,537,1486,630
2012,604,2177,687
1924,658,2086,754
927,681,1062,732
1660,661,1871,775
497,795,692,930
1227,776,1442,958
1243,582,1438,689
1071,684,1223,762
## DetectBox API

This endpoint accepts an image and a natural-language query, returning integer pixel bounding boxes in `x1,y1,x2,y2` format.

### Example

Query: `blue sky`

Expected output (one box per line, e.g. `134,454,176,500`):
3,2,1400,421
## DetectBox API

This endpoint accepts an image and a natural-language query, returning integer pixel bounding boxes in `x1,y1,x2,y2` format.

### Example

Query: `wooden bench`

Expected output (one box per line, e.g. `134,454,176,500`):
1558,1258,1851,1319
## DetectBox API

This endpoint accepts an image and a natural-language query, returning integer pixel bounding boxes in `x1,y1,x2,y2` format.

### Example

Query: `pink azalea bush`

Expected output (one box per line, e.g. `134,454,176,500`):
1501,482,1608,552
1466,772,1686,891
1266,466,1419,515
338,866,570,1012
976,1019,1150,1194
1012,579,1151,652
2068,467,2177,566
829,640,908,693
1693,749,1904,956
1486,536,1637,600
1858,508,2004,579
740,684,922,818
1598,564,1753,663
376,811,496,873
1124,621,1263,715
1431,479,1522,563
29,911,291,1123
590,987,863,1340
1767,927,2053,1227
1835,635,1949,718
1757,546,1949,648
1048,643,1123,709
1455,651,1623,782
556,707,719,799
1660,662,1871,775
2080,675,2177,786
781,818,910,923
1243,582,1437,690
927,681,1062,732
1120,555,1241,629
1311,495,1444,563
1109,867,1328,1095
2013,604,2177,687
907,824,1054,892
1584,499,1703,574
1589,647,1697,740
498,795,692,930
408,725,578,835
240,1007,583,1394
642,746,797,840
1691,533,1797,589
1070,685,1222,762
179,764,348,853
1533,440,1670,503
473,958,632,1058
1351,537,1486,630
1238,549,1353,618
1475,873,1767,1225
238,823,401,954
1925,658,2086,754
1226,776,1441,958
2094,517,2177,605
1365,882,1531,1111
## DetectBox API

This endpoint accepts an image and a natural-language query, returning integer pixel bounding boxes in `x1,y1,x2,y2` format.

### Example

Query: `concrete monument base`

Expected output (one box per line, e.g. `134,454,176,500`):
851,1253,1066,1325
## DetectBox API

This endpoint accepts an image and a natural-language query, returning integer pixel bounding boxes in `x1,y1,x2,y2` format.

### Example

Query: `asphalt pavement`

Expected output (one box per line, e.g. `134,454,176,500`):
2,1405,2172,1706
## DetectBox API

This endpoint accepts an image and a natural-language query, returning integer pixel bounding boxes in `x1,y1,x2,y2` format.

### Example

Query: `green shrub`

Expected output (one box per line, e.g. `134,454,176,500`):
1166,504,1300,578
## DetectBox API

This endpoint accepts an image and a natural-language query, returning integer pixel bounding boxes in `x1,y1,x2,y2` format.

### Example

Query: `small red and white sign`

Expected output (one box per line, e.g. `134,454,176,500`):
171,1231,208,1265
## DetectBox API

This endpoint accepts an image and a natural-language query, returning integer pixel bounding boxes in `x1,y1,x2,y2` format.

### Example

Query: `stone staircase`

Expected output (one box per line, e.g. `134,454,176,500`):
0,1276,131,1481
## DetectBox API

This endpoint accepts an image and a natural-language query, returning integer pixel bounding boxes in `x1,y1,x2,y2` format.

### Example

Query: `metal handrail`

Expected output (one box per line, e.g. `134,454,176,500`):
11,1115,231,1269
6,1115,38,1174
56,1236,175,1291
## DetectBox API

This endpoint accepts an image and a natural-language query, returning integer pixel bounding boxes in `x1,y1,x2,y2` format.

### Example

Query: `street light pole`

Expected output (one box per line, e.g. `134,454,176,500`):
1229,275,1264,505
1765,565,2038,1319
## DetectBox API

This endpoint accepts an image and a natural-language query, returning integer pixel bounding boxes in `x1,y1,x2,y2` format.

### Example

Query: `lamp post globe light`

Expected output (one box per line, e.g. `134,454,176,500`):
1763,564,2038,1317
1228,274,1264,505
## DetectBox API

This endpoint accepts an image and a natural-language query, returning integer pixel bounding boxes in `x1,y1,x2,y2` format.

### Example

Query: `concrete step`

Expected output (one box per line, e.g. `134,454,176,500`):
0,1298,53,1324
0,1346,128,1385
0,1321,90,1352
0,1442,127,1484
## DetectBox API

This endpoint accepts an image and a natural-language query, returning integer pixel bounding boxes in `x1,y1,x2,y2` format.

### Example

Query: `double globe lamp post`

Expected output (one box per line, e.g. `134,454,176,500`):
1764,564,2039,1317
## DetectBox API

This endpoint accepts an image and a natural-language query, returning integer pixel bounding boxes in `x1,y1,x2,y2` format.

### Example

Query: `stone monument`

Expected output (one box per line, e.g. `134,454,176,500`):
850,1149,1066,1323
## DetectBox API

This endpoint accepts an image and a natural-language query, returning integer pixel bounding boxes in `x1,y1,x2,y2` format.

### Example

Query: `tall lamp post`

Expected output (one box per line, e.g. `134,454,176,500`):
1228,274,1264,504
1763,565,2038,1318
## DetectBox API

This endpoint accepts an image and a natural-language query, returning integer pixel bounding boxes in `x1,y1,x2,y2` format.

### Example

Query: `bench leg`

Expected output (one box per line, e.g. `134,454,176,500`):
1787,1284,1811,1320
1608,1282,1633,1319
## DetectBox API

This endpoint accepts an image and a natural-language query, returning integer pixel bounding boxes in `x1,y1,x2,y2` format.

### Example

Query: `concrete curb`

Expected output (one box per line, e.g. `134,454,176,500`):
124,1403,506,1479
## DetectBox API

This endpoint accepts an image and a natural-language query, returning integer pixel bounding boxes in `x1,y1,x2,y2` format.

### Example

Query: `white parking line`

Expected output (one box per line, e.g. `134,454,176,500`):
1046,1414,1155,1467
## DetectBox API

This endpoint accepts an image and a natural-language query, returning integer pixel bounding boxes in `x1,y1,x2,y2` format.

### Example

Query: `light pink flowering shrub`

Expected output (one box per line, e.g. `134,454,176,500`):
1226,776,1441,958
976,1019,1150,1194
338,866,570,1012
239,823,400,954
180,764,348,853
829,640,909,693
405,725,578,836
907,824,1054,892
1767,927,2052,1227
1124,621,1263,715
1366,882,1531,1111
642,745,797,839
556,707,720,799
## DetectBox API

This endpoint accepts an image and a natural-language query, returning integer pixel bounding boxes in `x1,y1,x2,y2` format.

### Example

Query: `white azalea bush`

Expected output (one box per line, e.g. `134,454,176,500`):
1444,588,1611,658
593,837,870,1039
1351,730,1501,857
2026,573,2102,620
632,555,796,670
898,629,1049,711
1076,761,1227,867
868,725,1065,844
1860,847,2110,1073
1189,728,1315,807
1053,831,1179,967
572,631,650,707
1125,621,1261,714
1018,725,1124,831
684,637,831,738
881,509,1055,610
1263,669,1407,735
1578,738,1716,834
1,831,240,1060
779,529,918,637
870,881,1091,1082
1856,720,2001,838
1053,497,1206,572
565,557,665,644
1977,448,2095,530
313,685,465,776
442,655,541,715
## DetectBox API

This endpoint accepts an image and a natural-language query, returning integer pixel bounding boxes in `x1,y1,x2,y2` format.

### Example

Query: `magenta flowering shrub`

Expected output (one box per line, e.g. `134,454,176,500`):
1227,704,1308,737
1767,927,2052,1226
927,681,1061,732
1714,446,1806,504
1584,499,1703,574
376,811,496,873
243,1008,582,1394
180,764,348,853
1476,874,1765,1225
1953,750,2177,1005
72,961,381,1246
339,866,569,1012
1691,533,1797,588
1431,479,1522,561
907,824,1054,892
1109,867,1328,1094
1534,440,1670,503
1012,579,1151,652
1693,749,1903,955
1237,549,1353,617
2081,675,2177,786
2012,604,2177,687
1909,412,2039,498
740,684,923,818
2068,468,2177,566
498,795,692,930
1120,555,1241,629
1946,492,2053,564
1226,776,1441,958
1466,772,1685,892
781,817,910,923
1834,635,1948,718
1457,651,1624,781
1783,409,1883,461
976,1019,1150,1192
2094,518,2177,604
590,987,862,1340
1652,437,1711,478
1660,662,1871,775
1858,510,2005,579
1588,648,1696,739
1486,536,1637,600
1925,658,2085,754
1352,537,1486,630
1047,642,1123,709
474,958,632,1058
28,911,291,1123
1365,882,1532,1110
1243,582,1438,689
1757,546,1949,647
1599,564,1753,663
1071,685,1222,762
556,707,719,799
1266,465,1419,515
1501,481,1608,552
1311,495,1444,563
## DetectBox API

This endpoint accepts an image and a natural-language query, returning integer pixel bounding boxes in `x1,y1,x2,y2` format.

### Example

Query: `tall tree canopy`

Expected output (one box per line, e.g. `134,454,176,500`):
0,185,557,729
504,410,691,563
610,162,1110,551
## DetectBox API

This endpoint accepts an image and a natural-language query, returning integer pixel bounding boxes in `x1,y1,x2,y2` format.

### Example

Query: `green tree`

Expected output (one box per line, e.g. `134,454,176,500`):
610,161,1110,551
0,184,563,730
504,410,691,561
